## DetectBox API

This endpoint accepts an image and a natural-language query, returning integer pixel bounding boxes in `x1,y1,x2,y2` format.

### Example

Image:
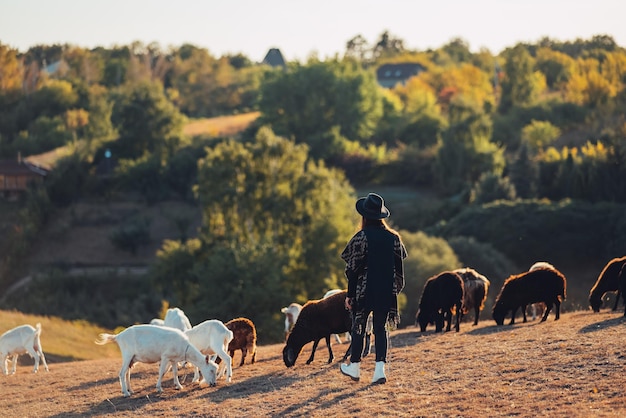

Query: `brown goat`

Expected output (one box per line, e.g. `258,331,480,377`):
224,317,257,367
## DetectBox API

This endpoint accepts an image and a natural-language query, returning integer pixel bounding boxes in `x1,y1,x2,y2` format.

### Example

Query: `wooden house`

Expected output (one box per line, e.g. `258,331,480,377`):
0,156,49,199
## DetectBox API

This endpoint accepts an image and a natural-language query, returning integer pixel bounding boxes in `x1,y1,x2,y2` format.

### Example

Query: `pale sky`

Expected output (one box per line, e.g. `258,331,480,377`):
1,0,624,62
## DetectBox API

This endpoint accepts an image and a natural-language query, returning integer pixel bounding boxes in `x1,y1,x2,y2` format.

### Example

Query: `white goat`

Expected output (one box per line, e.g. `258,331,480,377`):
150,318,165,326
281,303,302,340
95,324,218,397
163,307,192,332
0,323,49,375
183,319,234,384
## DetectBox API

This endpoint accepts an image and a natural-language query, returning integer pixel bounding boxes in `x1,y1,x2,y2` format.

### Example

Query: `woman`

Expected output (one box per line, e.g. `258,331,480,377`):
340,192,407,384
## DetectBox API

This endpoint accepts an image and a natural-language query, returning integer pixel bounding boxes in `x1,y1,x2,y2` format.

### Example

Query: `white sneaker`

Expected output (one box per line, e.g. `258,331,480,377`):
372,361,386,384
340,362,360,381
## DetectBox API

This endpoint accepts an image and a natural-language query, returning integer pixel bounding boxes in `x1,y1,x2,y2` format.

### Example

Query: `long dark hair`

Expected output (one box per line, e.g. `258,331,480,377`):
360,217,402,239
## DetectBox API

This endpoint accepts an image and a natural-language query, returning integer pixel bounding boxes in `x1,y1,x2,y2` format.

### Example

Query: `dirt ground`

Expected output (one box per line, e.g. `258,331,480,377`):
1,310,625,417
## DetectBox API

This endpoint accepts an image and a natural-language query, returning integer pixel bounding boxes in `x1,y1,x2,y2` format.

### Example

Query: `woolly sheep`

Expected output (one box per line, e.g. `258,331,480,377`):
589,256,626,312
416,271,464,332
493,268,567,325
223,317,257,367
283,290,352,367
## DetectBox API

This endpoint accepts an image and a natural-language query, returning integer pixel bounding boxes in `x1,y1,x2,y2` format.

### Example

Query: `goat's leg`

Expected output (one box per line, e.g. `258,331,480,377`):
25,346,40,373
119,357,132,397
10,354,19,374
212,345,232,382
305,339,321,364
521,305,528,323
156,359,168,392
170,361,184,391
473,305,480,326
455,303,461,332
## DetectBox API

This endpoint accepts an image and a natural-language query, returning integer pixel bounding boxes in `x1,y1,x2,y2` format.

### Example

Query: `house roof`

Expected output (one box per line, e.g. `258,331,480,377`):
262,48,286,68
376,63,425,88
0,159,49,177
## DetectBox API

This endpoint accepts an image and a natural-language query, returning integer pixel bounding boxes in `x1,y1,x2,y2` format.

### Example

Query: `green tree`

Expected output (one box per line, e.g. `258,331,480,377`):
258,59,384,158
509,143,538,199
499,45,546,112
435,98,505,194
111,81,185,160
469,172,516,204
195,126,357,299
521,119,561,151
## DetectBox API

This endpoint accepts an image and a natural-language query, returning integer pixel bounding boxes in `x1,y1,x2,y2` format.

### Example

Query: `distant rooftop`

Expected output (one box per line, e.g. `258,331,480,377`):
376,63,426,88
262,48,286,68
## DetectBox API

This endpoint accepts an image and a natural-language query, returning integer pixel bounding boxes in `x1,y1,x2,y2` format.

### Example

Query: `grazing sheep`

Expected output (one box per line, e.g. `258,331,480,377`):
453,268,490,326
588,256,626,312
493,268,567,326
282,290,352,367
280,303,302,340
525,262,557,321
416,271,464,332
223,317,257,367
0,323,48,375
95,324,218,397
163,307,193,332
184,320,234,383
282,289,349,344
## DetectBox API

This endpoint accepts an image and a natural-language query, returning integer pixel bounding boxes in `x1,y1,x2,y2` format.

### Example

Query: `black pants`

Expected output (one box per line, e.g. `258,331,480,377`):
349,309,388,363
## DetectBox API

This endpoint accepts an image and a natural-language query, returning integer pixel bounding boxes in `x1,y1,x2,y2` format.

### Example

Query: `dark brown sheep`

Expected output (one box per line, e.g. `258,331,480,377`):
588,256,626,312
224,317,257,367
416,271,464,332
282,290,352,367
493,268,567,326
453,267,490,326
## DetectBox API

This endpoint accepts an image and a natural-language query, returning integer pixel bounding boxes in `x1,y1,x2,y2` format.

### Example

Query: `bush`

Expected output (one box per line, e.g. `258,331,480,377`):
109,216,151,255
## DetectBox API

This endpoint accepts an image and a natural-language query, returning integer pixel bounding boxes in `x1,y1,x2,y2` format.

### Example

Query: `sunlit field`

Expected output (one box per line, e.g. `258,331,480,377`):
1,309,624,417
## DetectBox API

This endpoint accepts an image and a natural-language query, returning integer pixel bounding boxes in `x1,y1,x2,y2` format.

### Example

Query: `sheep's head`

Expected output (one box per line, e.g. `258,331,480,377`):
282,344,299,367
589,293,602,313
492,301,506,325
416,309,430,332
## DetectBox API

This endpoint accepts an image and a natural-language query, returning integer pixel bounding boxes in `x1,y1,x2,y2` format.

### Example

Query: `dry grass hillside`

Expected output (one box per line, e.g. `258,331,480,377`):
1,309,625,417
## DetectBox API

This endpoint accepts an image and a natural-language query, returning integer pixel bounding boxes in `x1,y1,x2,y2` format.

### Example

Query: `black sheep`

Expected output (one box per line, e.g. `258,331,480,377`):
493,268,567,325
416,271,464,332
282,290,352,367
588,256,626,312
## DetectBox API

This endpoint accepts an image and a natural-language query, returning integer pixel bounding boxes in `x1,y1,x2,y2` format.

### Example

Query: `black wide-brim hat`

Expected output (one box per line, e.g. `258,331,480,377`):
356,193,390,220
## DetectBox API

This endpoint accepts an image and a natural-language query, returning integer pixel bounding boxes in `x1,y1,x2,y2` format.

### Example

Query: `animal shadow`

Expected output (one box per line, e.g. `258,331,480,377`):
578,315,625,334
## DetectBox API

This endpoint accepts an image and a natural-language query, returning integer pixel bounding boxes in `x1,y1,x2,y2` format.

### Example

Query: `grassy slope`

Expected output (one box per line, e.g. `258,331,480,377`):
1,309,624,417
0,310,119,362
